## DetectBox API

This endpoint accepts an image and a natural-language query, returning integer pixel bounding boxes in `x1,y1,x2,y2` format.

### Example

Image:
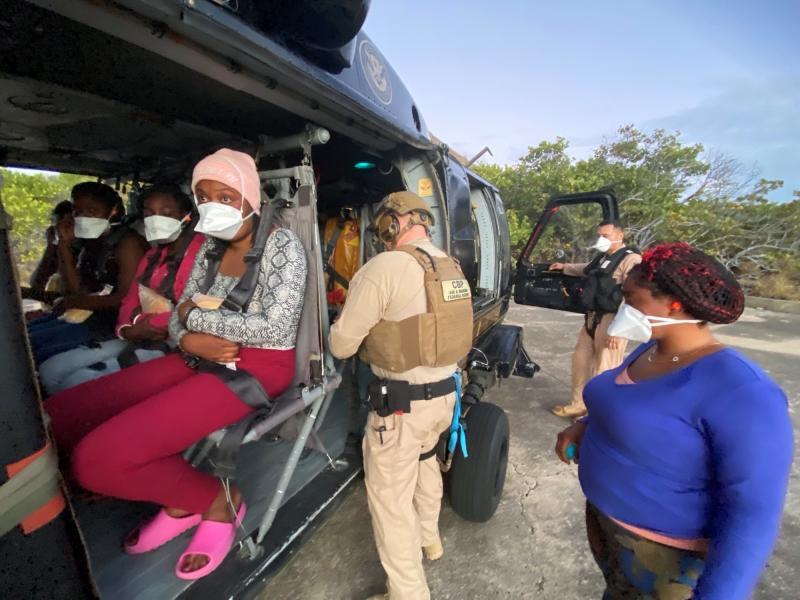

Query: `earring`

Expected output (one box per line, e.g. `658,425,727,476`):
671,301,682,311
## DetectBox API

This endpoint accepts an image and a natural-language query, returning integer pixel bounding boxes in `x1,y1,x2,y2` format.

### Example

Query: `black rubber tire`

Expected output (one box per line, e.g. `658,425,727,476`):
447,402,510,523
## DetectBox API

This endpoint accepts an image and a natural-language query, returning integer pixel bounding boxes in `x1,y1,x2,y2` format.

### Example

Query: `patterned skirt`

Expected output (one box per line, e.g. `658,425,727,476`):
586,503,706,600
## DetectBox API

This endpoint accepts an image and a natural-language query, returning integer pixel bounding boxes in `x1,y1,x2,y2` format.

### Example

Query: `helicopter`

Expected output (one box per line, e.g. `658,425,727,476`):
0,1,619,598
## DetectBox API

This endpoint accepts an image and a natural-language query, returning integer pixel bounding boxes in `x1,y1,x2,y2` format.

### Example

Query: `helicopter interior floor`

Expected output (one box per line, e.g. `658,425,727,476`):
72,387,354,600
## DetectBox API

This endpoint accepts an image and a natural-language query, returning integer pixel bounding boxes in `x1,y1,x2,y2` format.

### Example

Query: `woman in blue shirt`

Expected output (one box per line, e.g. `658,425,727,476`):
555,242,793,600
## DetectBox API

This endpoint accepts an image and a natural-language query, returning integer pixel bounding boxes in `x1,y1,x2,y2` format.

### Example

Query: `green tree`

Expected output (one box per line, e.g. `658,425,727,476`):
474,126,799,299
0,168,91,280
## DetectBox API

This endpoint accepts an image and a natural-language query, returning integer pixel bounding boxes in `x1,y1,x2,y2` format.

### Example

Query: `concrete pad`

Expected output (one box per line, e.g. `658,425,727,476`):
258,306,799,600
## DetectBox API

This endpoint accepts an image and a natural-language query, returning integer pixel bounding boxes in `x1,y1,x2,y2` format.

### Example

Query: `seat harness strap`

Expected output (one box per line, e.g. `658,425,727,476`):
202,202,278,313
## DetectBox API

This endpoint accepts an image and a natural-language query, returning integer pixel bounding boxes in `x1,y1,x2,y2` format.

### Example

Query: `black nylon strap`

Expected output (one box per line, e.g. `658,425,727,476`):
117,340,172,369
221,206,273,312
584,311,602,340
323,218,344,266
157,220,198,301
186,357,272,479
211,409,268,479
191,358,273,409
419,446,438,461
198,202,277,312
139,246,167,295
327,268,350,291
201,241,224,293
407,377,456,400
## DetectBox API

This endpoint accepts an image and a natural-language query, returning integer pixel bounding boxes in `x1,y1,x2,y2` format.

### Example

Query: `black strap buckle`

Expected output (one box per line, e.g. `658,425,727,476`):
183,353,201,370
221,298,245,313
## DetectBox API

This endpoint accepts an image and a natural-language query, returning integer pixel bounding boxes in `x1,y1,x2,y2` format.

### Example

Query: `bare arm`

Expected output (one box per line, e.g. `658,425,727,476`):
614,252,642,284
562,262,589,277
57,243,82,294
29,227,59,292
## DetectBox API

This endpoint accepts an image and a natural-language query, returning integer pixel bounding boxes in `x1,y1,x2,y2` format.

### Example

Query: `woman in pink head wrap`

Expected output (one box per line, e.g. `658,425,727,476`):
45,148,308,580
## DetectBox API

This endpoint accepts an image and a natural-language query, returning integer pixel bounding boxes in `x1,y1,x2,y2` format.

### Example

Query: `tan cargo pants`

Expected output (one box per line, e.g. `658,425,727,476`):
570,312,628,409
363,392,456,600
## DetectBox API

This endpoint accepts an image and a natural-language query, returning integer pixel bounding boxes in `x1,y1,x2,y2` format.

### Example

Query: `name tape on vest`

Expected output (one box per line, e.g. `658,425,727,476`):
441,279,471,302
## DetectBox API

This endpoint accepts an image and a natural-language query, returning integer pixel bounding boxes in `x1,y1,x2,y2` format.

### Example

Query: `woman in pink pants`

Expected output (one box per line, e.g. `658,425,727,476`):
46,148,307,579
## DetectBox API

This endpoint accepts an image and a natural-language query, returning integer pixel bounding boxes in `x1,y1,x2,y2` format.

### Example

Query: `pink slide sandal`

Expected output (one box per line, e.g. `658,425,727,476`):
124,509,201,554
175,502,247,580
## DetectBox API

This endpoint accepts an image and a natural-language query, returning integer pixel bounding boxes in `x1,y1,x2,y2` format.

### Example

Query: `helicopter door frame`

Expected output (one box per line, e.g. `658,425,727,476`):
514,191,620,313
439,154,478,291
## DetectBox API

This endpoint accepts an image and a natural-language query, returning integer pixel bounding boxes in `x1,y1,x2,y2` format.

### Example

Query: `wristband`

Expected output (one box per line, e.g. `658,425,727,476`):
181,306,198,328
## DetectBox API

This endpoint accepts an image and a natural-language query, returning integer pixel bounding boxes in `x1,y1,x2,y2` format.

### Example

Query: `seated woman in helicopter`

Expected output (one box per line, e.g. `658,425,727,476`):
45,149,307,580
27,182,149,363
38,183,203,394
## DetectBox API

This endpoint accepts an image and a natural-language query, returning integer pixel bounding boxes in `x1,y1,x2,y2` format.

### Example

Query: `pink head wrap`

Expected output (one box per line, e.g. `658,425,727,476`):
191,148,262,214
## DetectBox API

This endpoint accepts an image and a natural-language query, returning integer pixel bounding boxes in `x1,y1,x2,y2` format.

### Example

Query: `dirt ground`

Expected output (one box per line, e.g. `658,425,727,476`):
259,305,800,600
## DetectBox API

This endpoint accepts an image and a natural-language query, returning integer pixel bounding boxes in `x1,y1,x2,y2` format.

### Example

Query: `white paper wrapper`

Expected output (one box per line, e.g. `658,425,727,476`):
191,293,225,310
59,284,113,324
139,284,174,314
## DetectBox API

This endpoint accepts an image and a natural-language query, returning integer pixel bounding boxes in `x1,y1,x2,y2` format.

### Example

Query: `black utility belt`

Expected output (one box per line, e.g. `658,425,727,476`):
367,377,456,417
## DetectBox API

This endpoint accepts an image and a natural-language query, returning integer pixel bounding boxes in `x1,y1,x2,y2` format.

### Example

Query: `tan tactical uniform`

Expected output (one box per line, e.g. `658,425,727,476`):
562,250,641,412
330,238,459,600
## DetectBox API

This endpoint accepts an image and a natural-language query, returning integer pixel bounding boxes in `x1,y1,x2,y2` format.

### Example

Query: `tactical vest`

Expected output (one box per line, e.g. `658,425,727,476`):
359,245,473,372
580,246,638,315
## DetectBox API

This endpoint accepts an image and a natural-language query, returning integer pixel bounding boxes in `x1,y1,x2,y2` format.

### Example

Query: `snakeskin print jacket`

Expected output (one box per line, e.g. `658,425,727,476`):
169,228,307,349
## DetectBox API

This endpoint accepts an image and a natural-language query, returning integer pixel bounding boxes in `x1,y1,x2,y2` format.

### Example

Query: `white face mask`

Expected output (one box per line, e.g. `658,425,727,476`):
194,202,251,241
607,303,703,343
144,215,185,244
590,236,620,253
74,216,110,239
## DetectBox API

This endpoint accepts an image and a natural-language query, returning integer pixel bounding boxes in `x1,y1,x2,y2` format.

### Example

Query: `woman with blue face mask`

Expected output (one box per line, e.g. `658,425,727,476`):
554,242,793,600
38,184,202,394
27,182,149,363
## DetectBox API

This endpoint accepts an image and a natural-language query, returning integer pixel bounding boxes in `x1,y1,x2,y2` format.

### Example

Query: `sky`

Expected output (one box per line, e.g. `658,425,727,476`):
364,0,800,199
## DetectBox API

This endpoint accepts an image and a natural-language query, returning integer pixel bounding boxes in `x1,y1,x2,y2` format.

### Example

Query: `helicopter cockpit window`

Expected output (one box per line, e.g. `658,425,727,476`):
469,186,499,300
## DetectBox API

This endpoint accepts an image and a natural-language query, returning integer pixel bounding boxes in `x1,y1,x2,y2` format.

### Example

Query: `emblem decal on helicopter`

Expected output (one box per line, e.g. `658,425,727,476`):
359,40,392,105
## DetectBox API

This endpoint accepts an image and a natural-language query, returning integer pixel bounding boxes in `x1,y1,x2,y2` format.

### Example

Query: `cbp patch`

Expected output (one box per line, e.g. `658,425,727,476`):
441,279,471,301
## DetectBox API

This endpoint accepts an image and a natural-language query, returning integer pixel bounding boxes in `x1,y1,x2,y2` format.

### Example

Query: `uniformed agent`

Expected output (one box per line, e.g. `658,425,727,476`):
549,220,641,418
329,191,473,600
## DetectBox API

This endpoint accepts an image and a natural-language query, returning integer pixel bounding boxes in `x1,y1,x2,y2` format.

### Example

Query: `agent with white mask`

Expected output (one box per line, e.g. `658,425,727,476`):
554,242,792,600
549,220,641,418
38,184,202,394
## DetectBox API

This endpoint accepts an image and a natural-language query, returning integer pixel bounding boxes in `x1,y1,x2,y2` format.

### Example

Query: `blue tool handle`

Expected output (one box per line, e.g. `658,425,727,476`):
566,443,577,461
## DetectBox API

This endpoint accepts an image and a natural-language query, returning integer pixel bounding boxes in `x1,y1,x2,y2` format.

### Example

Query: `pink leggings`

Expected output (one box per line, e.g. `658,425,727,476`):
45,348,295,514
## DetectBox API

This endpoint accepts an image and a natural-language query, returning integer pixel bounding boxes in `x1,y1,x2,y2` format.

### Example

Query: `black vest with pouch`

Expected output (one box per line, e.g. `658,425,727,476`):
580,246,638,315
